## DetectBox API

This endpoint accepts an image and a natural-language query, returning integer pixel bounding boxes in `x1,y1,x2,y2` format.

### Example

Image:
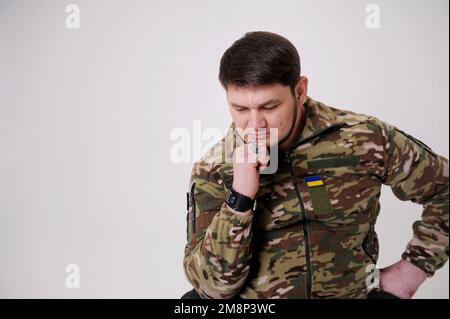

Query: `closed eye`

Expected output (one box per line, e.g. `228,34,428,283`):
262,103,280,111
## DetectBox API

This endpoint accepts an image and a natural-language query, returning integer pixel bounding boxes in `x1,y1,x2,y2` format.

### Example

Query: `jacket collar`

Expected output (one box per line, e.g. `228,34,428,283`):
294,96,344,146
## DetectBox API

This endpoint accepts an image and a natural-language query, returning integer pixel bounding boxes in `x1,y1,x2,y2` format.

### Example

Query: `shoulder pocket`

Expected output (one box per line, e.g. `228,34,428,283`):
300,175,333,219
396,129,437,158
187,180,223,244
186,182,196,241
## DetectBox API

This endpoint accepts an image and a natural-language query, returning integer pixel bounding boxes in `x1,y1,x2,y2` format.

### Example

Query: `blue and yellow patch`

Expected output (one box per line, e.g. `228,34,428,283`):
304,175,324,187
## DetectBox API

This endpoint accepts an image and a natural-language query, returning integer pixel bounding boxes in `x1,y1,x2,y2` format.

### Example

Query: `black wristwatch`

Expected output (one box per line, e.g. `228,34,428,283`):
226,187,256,212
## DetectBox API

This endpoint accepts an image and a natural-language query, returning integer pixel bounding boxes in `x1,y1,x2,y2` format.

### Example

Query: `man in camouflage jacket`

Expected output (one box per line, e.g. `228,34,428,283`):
183,32,449,299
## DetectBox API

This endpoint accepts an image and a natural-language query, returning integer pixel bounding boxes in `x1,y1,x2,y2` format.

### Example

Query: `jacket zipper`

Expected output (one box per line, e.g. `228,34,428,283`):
285,151,312,299
283,123,345,298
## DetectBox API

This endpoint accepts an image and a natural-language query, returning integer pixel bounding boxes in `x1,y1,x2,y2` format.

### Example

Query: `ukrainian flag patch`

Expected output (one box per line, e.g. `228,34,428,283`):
304,175,324,187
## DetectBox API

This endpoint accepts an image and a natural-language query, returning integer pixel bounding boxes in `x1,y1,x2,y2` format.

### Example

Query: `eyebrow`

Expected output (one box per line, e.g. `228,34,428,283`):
230,98,282,109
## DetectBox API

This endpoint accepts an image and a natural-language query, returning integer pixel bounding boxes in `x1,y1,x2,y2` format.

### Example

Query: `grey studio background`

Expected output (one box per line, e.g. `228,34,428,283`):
0,0,448,298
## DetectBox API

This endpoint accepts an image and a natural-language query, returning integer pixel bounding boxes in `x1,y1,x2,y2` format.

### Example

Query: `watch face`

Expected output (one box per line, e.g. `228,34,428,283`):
227,189,253,212
229,194,236,205
226,191,237,206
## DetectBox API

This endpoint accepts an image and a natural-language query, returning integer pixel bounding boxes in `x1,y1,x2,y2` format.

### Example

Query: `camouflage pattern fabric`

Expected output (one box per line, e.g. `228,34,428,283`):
183,97,449,299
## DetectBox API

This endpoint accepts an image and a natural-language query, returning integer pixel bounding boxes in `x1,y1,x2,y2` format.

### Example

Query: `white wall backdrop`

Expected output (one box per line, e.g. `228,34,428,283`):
0,0,448,298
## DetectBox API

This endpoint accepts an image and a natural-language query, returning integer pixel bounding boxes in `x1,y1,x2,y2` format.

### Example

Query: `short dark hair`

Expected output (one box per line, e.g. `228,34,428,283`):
219,31,301,94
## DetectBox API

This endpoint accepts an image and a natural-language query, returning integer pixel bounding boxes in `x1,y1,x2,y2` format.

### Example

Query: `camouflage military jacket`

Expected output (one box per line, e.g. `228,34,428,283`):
183,97,449,299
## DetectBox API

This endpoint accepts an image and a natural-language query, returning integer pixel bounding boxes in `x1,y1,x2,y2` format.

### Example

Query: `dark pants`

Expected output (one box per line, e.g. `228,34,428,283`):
181,289,242,299
181,289,399,299
181,289,202,299
367,289,400,299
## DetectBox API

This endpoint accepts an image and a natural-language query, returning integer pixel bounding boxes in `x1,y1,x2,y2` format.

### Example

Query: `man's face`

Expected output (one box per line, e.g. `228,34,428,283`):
226,83,298,146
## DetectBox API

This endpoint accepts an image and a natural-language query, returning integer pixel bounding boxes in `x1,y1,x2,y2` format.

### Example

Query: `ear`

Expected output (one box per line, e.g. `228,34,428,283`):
294,76,308,104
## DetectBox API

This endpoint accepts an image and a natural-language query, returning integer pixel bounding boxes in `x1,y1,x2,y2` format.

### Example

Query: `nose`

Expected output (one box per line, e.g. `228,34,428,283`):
249,110,266,129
